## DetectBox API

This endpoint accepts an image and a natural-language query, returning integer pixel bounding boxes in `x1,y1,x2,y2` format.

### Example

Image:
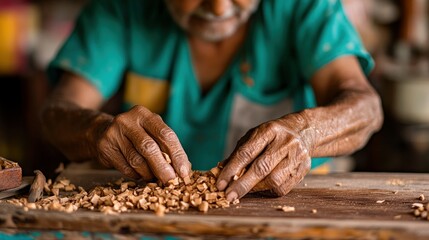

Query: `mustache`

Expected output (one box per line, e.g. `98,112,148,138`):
192,5,239,21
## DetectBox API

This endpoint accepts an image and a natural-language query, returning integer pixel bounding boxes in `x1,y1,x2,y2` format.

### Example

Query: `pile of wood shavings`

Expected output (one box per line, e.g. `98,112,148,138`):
407,194,429,221
0,157,19,170
412,202,429,221
4,167,240,216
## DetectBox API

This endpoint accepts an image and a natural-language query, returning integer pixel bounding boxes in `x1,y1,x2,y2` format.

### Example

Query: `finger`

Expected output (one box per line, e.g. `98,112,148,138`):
98,143,140,179
142,114,191,179
272,158,311,196
126,128,176,184
122,137,155,181
254,146,311,195
224,146,284,202
254,158,296,194
216,131,274,191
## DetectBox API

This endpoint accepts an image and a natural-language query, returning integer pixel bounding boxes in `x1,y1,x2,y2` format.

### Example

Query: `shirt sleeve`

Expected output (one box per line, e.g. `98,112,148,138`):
294,0,374,80
47,0,127,99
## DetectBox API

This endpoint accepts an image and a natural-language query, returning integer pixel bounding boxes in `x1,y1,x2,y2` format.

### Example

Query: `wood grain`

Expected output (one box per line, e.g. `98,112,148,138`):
1,171,429,239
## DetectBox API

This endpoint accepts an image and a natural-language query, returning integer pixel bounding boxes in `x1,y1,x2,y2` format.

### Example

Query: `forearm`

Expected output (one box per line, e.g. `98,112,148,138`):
40,100,113,162
290,87,383,158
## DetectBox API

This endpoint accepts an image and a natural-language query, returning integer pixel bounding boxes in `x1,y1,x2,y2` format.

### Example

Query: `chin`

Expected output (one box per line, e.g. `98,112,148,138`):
195,27,238,42
189,18,241,42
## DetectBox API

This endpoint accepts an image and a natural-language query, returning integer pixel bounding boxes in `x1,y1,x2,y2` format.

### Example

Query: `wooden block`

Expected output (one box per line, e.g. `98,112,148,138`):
0,157,22,191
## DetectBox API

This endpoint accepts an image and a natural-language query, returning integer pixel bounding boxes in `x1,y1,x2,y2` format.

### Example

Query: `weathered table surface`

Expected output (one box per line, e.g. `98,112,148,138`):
1,170,429,239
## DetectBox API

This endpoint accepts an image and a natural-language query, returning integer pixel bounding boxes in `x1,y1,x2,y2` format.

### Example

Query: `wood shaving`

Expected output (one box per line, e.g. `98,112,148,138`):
275,205,295,212
162,152,171,164
311,209,317,214
376,200,385,204
419,194,425,201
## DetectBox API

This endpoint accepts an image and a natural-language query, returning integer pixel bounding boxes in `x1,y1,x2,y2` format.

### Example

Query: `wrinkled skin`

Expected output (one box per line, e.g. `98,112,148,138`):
217,114,312,201
96,106,191,183
216,56,383,201
40,0,383,200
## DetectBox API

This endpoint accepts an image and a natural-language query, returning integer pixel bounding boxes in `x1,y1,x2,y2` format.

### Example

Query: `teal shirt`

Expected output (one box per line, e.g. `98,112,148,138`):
48,0,374,170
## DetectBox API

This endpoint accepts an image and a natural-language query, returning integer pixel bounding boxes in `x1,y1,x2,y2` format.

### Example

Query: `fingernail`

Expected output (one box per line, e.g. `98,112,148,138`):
226,191,238,203
217,180,227,191
180,165,189,178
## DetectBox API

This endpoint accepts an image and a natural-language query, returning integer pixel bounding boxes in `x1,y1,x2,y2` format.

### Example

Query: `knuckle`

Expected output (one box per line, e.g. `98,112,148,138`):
302,158,311,172
266,173,284,189
114,114,128,125
273,186,291,197
170,150,186,162
127,152,144,168
139,139,158,155
148,112,163,122
253,159,273,176
131,105,146,113
263,121,277,130
236,147,253,162
159,128,176,140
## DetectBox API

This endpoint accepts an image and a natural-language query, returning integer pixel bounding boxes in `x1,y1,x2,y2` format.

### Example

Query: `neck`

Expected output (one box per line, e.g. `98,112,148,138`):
188,23,249,52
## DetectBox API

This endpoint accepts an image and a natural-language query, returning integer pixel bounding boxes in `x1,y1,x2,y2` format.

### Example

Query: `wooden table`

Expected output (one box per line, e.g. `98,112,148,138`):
1,171,429,239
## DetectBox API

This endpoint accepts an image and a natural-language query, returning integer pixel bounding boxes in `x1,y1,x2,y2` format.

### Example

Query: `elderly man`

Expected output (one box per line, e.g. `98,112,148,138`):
42,0,383,202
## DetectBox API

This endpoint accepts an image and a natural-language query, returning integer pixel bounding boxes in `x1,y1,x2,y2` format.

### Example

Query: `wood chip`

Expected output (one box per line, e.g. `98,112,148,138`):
282,206,295,212
335,182,342,187
376,200,385,204
276,205,295,212
168,177,179,186
414,209,421,217
419,194,425,201
183,175,192,185
198,201,209,212
412,203,424,209
210,167,220,177
312,209,317,214
155,205,166,217
162,152,171,164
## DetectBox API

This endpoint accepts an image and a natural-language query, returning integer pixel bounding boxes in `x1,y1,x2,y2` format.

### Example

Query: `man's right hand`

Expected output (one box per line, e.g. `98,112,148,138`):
93,105,192,183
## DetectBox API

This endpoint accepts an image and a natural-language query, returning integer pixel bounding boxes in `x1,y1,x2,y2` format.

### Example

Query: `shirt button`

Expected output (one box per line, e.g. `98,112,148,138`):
243,76,254,87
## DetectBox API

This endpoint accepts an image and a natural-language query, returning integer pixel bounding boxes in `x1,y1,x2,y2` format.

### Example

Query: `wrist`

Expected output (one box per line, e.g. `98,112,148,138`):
85,112,114,157
281,110,315,156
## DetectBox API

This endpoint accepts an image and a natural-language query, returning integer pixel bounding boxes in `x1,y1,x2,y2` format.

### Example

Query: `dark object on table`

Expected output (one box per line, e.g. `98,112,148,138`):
28,170,46,203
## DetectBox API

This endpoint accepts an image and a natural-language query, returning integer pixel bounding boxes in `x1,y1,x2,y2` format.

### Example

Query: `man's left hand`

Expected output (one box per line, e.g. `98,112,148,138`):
216,113,312,202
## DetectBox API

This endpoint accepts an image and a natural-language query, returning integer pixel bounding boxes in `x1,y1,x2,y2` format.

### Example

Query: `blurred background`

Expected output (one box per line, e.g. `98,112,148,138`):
0,0,428,178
